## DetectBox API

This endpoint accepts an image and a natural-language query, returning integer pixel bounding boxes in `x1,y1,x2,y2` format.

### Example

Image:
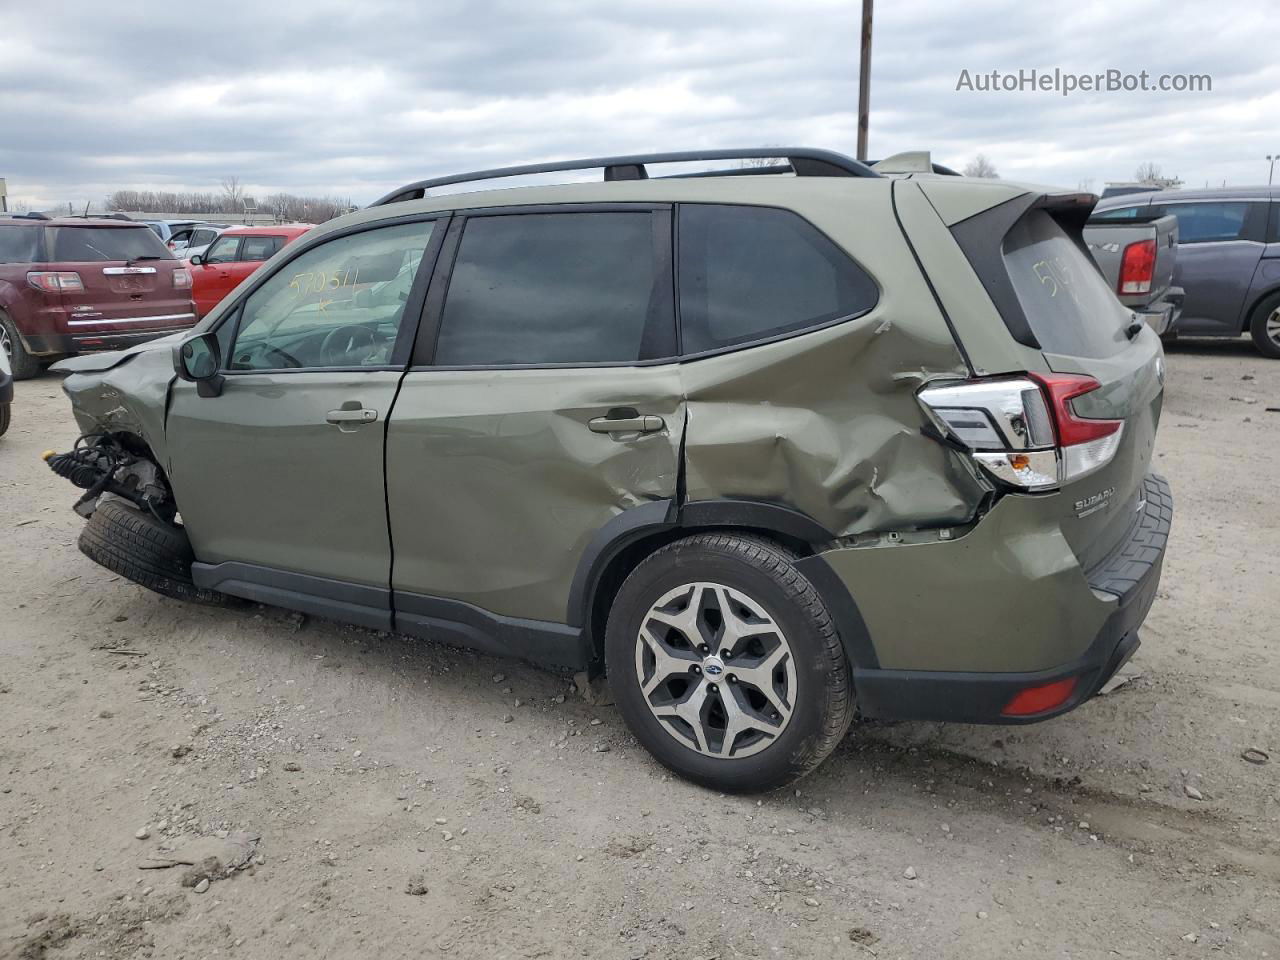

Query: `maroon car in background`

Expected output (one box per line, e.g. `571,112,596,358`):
0,214,197,379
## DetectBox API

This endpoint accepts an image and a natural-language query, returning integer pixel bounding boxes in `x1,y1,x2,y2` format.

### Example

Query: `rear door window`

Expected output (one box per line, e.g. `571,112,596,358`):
433,211,672,366
0,225,42,264
242,236,283,261
1158,201,1250,243
1002,210,1131,358
677,204,878,354
51,226,171,262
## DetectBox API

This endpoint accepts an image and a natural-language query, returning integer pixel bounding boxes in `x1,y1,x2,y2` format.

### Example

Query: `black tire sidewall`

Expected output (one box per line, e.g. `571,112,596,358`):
606,538,844,792
1,314,40,380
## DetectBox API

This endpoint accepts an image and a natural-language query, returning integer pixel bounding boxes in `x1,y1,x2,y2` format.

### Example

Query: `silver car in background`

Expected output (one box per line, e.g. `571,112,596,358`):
1093,187,1280,357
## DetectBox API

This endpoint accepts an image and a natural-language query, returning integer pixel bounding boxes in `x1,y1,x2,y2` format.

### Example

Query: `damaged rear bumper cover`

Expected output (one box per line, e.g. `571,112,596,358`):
818,474,1173,724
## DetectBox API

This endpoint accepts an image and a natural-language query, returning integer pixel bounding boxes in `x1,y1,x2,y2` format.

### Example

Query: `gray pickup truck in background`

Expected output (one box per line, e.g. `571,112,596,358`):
1084,212,1182,336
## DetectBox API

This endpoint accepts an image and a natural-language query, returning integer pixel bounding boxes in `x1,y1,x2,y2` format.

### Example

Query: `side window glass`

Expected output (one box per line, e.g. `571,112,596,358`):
1161,202,1250,243
433,212,670,366
1090,207,1141,221
228,221,435,371
242,236,282,262
677,205,879,354
205,236,240,263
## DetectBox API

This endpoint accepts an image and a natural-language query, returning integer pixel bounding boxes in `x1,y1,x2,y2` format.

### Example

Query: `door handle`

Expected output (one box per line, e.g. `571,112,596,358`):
326,408,378,424
588,414,665,434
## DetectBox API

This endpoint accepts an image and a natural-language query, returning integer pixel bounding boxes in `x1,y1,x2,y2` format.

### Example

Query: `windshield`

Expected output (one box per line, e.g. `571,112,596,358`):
51,226,173,262
1003,210,1130,358
0,225,43,264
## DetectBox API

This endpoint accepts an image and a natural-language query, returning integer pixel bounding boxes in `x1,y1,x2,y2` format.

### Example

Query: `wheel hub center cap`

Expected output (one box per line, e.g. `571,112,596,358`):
701,655,725,677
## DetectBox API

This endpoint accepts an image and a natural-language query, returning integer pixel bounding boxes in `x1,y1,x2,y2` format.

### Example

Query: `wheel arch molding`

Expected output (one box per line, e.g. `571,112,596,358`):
568,498,878,672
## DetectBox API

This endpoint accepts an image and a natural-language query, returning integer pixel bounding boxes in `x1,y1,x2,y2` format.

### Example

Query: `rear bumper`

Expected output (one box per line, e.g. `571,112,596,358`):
1137,291,1182,336
816,474,1172,724
26,318,198,356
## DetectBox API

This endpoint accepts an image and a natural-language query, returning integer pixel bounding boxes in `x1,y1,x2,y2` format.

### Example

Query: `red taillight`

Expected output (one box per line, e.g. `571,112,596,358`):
26,271,85,294
1028,373,1122,446
1118,238,1156,295
1001,677,1078,717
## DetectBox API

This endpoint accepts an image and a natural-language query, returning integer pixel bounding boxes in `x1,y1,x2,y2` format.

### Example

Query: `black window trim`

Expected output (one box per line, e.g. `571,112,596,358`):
209,211,451,377
410,202,677,370
407,199,882,371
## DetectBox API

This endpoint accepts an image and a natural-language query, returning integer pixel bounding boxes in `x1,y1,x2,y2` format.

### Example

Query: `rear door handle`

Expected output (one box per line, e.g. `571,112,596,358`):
326,408,378,424
588,415,665,434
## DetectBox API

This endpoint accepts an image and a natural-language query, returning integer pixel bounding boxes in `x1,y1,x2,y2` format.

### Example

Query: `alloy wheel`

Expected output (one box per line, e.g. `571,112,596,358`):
1267,307,1280,347
634,581,797,759
0,324,11,359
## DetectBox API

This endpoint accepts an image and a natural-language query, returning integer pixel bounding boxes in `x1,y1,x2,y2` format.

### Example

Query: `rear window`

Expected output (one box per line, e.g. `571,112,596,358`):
1002,211,1130,358
51,226,172,262
678,205,879,354
0,225,42,264
1156,201,1249,243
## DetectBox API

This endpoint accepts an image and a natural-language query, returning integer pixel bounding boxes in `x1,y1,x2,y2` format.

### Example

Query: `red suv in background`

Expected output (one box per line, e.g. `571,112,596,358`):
0,214,196,379
189,224,312,317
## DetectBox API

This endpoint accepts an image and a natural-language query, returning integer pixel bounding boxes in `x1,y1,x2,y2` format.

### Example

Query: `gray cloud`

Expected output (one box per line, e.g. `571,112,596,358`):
2,0,1276,210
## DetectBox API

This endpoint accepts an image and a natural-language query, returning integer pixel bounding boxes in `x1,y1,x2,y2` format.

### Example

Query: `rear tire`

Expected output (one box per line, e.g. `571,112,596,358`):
0,313,41,380
78,496,232,605
0,403,9,437
1248,292,1280,359
605,533,853,793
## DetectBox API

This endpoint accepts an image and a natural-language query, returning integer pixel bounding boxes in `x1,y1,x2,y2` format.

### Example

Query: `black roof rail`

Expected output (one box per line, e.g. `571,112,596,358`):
372,147,881,205
16,211,50,220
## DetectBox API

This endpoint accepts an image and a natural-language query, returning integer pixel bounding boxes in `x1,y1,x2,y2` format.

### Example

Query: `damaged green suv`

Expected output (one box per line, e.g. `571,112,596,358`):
49,149,1171,792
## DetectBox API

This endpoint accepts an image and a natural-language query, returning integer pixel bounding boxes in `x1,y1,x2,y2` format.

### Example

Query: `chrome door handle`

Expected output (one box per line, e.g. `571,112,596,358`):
326,408,378,424
588,415,664,434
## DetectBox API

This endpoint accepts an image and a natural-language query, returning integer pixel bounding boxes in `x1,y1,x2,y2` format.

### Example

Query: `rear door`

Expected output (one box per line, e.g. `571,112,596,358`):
167,216,446,624
998,206,1163,569
49,224,192,326
385,206,684,637
1158,199,1267,334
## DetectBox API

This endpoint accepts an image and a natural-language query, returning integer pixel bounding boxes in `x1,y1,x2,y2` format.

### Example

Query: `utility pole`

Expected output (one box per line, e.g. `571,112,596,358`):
1268,155,1277,186
857,0,873,162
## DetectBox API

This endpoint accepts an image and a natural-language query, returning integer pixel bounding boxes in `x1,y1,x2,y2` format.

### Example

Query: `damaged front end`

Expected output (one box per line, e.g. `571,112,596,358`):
43,433,175,520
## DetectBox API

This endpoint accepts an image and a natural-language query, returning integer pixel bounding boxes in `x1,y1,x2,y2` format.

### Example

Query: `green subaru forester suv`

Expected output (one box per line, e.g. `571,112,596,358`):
48,149,1171,792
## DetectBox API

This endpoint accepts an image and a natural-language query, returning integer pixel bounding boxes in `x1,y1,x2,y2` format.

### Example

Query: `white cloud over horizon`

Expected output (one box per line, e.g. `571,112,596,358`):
1,0,1277,211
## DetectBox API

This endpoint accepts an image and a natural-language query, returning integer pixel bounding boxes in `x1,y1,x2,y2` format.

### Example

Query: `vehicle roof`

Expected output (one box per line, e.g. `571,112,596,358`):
0,216,152,228
218,224,313,237
1096,185,1280,207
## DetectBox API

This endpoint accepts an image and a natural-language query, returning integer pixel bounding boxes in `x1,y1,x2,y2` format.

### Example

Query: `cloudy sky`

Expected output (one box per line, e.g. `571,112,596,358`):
2,0,1277,211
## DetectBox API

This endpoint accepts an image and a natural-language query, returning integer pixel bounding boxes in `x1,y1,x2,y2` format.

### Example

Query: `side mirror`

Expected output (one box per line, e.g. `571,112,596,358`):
189,254,205,266
173,331,224,397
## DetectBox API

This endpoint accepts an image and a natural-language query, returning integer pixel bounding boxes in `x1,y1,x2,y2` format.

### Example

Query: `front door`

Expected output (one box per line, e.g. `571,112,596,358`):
166,216,446,624
193,233,244,316
386,208,684,642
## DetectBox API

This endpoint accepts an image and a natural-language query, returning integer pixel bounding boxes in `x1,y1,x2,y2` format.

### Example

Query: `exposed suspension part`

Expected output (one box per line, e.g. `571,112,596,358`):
43,434,174,520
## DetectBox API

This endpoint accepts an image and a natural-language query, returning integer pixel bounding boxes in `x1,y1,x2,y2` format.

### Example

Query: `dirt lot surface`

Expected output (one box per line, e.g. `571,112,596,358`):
1,340,1277,960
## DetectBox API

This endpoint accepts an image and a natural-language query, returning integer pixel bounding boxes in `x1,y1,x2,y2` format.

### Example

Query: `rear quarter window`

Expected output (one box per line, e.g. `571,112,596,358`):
1002,211,1130,358
677,204,879,354
0,225,42,264
51,226,172,262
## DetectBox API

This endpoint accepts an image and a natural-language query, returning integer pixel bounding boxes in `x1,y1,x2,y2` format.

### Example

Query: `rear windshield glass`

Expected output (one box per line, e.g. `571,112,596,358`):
1002,211,1130,358
0,225,42,264
51,226,172,262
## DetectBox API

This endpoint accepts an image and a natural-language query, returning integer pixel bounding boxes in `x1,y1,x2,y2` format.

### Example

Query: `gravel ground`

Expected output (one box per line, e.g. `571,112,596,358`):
1,339,1277,960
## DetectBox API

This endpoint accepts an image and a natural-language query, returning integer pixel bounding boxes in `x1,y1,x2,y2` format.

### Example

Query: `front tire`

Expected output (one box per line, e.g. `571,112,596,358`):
1248,292,1280,359
605,533,853,793
78,496,232,605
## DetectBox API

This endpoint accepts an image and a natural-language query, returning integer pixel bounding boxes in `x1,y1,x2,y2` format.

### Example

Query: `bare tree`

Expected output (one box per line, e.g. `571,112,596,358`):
963,154,999,178
1134,161,1162,184
220,176,245,212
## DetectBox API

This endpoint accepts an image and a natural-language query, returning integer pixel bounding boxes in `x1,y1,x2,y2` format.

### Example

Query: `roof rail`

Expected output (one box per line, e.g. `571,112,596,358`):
371,147,880,205
16,211,50,220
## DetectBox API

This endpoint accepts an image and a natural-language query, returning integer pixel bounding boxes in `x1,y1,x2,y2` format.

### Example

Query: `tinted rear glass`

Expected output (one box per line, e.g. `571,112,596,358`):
0,225,42,264
434,212,669,366
1157,201,1249,243
51,226,171,262
678,205,878,354
1002,211,1130,358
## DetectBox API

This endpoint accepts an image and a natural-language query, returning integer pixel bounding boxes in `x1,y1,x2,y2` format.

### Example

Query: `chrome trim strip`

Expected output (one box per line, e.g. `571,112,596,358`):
102,266,158,275
66,312,196,327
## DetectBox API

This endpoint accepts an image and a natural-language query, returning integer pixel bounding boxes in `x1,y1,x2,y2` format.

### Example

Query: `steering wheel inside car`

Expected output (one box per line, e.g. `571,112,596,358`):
319,325,377,366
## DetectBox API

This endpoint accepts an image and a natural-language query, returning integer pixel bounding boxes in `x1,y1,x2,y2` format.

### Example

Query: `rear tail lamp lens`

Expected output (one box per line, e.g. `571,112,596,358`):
1118,238,1156,295
173,268,192,289
1002,677,1078,716
26,271,84,293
